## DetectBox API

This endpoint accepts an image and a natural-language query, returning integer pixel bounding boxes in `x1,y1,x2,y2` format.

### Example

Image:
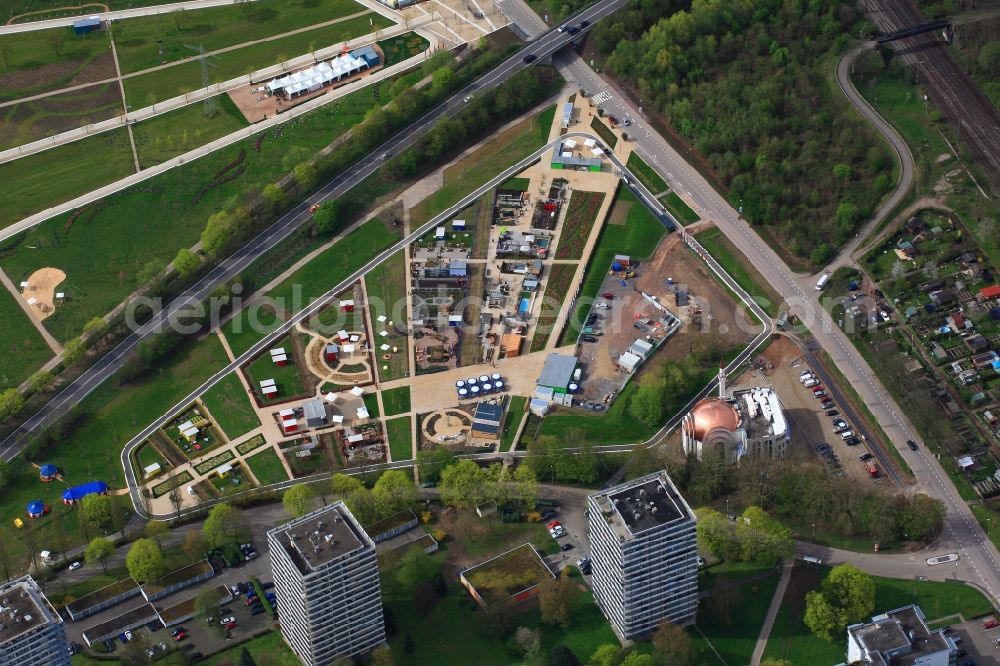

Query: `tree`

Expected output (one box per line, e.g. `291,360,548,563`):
312,200,340,235
804,563,875,640
136,258,166,287
394,546,437,593
202,503,246,548
173,248,199,278
978,40,1000,77
283,484,317,518
80,494,113,529
895,494,943,542
195,588,221,620
651,621,692,664
201,210,236,257
144,520,168,546
294,162,318,191
27,370,54,394
126,538,165,583
84,537,115,573
373,470,417,516
832,163,851,180
629,373,666,427
538,572,575,628
0,388,24,421
263,183,286,211
182,530,205,561
371,645,395,666
0,459,9,490
415,447,454,482
547,645,582,666
590,644,621,666
330,473,377,523
439,459,488,508
513,626,542,660
62,337,87,365
619,654,653,666
330,472,365,497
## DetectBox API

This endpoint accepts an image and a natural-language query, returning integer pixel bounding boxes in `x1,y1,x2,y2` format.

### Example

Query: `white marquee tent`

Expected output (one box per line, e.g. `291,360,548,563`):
266,52,370,97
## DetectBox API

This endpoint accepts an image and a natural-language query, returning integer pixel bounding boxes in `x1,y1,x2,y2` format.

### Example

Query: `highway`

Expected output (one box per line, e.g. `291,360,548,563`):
0,0,628,464
500,15,1000,601
117,129,772,520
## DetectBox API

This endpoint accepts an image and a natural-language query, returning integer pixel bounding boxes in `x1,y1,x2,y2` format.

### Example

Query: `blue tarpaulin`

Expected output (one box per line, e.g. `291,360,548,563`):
62,480,108,503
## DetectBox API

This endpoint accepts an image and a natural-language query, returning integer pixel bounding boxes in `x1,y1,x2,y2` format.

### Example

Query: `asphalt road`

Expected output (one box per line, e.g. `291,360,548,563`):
0,0,626,465
529,25,1000,602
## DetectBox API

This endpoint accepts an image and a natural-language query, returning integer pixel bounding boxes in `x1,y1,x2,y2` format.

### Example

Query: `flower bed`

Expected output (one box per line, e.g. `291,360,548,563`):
555,191,605,259
151,470,193,498
236,434,267,455
193,450,236,475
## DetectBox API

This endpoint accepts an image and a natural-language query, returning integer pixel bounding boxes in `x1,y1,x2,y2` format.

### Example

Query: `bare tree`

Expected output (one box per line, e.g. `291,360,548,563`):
168,487,184,518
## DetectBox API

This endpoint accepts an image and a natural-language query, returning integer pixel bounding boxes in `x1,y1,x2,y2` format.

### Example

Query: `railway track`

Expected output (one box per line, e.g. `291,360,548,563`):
867,0,1000,194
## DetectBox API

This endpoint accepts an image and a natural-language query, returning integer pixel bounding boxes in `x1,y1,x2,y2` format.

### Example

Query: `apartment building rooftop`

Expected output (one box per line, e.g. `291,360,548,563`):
273,503,366,574
0,577,61,647
592,471,691,538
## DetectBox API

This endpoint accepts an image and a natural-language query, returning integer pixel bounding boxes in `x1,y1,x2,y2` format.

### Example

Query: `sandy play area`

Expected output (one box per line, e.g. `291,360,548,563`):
20,267,65,321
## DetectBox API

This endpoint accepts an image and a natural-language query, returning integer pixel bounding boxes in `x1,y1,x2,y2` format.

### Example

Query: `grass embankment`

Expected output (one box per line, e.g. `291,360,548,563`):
661,190,700,225
499,395,527,450
245,447,290,485
385,415,412,461
409,105,556,225
122,14,392,108
112,0,368,74
0,287,55,389
0,80,390,342
626,152,667,193
589,115,617,148
0,334,229,571
0,28,111,102
696,226,782,318
365,250,409,381
559,185,665,345
200,370,261,440
131,95,249,168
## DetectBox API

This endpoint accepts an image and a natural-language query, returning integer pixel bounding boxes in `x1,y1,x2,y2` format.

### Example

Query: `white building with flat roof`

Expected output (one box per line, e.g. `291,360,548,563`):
846,604,957,666
587,470,698,640
0,575,71,666
267,502,385,665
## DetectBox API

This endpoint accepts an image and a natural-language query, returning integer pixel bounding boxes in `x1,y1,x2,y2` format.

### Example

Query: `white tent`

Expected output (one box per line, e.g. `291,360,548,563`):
583,138,596,147
324,392,338,402
563,139,577,148
350,386,365,397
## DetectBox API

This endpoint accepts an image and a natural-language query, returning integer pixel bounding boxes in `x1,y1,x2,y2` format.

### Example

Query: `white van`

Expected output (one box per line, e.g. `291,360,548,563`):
803,378,819,388
840,430,855,440
815,273,830,291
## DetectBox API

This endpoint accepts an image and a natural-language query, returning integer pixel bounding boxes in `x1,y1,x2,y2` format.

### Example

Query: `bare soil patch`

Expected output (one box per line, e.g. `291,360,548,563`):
22,266,66,321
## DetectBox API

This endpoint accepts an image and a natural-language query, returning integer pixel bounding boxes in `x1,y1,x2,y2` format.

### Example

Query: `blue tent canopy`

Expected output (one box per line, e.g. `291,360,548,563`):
39,464,58,477
62,480,108,502
26,500,45,515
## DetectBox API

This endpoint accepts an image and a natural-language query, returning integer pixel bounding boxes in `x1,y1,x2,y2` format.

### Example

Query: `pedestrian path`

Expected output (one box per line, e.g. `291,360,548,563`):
750,560,793,665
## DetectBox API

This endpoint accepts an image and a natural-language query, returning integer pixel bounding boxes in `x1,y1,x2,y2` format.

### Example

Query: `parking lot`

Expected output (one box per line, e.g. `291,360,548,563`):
942,616,1000,665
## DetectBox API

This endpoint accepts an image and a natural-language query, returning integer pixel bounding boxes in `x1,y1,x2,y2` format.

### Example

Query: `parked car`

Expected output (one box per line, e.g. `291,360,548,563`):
811,385,825,394
220,616,236,626
171,628,187,640
146,648,157,658
820,399,835,409
983,617,999,629
547,520,562,530
250,605,266,616
580,334,598,343
560,543,574,551
147,619,162,632
846,436,861,446
825,409,839,417
68,561,82,571
803,379,819,388
813,390,827,398
103,639,117,652
540,510,557,520
420,480,436,488
907,440,919,451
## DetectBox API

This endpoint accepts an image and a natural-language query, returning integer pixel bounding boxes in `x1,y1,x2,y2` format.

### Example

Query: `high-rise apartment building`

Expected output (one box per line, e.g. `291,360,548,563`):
587,470,698,640
0,575,71,666
267,502,385,666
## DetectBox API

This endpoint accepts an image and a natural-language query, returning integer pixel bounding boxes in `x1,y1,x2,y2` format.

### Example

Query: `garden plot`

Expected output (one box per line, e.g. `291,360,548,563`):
0,82,123,151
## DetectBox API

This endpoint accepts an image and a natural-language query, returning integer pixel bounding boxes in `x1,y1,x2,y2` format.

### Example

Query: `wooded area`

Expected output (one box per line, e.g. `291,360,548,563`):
592,0,894,265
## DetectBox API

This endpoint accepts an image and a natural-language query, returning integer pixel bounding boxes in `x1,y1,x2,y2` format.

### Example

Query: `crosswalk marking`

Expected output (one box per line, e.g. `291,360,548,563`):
591,90,613,104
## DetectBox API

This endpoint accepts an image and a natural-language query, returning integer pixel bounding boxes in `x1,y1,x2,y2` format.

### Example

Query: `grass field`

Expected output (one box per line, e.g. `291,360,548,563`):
201,629,300,666
0,82,123,151
385,415,412,461
0,128,133,231
200,370,260,440
381,385,410,416
693,572,780,666
131,94,249,168
362,392,380,418
0,77,388,341
626,152,667,193
499,395,526,450
559,186,666,345
112,0,368,74
0,333,228,571
661,190,700,225
538,380,658,445
243,339,312,403
0,287,54,389
697,226,782,318
245,447,289,485
0,28,111,102
364,249,409,380
223,305,281,359
122,13,391,108
409,105,556,226
530,262,575,352
589,115,617,148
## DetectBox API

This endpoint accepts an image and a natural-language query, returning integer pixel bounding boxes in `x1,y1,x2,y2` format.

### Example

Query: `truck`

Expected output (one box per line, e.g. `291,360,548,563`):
815,273,831,291
863,460,879,478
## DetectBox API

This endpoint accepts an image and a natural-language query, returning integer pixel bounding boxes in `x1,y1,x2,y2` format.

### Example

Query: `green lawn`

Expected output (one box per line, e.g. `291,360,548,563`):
122,13,392,108
409,105,556,226
0,28,111,102
243,338,311,403
376,32,431,68
694,572,781,666
385,415,412,461
0,128,134,231
500,395,527,450
223,305,281,359
131,94,249,168
112,0,368,74
661,190,700,225
539,381,655,446
626,151,667,193
381,385,411,416
697,226,782,318
0,287,54,389
201,629,300,665
365,249,409,381
589,115,617,148
200,370,260,440
0,76,386,342
559,186,666,345
874,574,993,621
0,333,228,571
362,392,380,418
244,447,289,485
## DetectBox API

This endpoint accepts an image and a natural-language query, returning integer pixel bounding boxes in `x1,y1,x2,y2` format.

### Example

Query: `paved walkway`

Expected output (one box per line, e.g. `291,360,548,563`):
750,560,793,665
0,267,63,355
106,21,140,172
